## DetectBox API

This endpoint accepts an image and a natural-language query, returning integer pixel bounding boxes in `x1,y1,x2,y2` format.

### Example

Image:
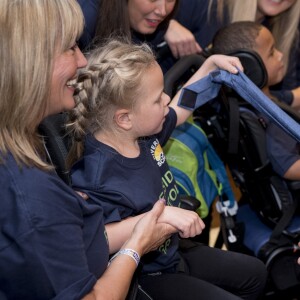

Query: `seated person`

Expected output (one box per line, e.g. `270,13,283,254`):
68,39,267,300
212,21,300,181
77,0,213,73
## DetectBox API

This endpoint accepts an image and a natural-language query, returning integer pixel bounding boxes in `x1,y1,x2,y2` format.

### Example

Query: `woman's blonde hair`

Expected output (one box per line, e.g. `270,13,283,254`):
0,0,84,169
215,0,300,73
67,39,156,165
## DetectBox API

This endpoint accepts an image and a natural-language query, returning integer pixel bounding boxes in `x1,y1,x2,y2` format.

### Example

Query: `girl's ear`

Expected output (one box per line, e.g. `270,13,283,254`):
114,109,132,130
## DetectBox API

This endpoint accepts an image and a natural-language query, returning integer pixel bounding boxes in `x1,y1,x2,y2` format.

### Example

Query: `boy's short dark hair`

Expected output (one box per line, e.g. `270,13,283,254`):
212,21,263,54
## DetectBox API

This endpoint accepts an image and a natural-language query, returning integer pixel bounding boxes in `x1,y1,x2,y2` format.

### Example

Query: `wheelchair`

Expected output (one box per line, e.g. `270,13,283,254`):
162,52,300,298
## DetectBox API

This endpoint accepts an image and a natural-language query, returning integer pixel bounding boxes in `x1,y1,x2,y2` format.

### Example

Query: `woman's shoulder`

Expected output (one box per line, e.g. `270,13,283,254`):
0,153,87,225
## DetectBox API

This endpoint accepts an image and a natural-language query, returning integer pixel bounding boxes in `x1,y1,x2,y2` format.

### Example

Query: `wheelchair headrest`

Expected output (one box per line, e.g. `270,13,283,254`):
164,54,206,97
227,49,268,89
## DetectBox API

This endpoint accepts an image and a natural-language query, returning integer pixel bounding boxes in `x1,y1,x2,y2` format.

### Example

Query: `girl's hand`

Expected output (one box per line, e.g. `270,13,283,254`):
164,20,202,59
158,206,205,238
202,54,243,75
125,199,177,255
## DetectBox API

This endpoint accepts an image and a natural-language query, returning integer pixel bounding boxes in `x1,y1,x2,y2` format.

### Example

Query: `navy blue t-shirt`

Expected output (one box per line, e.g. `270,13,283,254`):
265,118,300,177
71,108,181,273
77,0,221,73
0,153,109,299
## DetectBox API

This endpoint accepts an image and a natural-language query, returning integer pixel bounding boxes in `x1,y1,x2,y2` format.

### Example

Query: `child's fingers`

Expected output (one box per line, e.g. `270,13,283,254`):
223,57,243,74
230,56,244,72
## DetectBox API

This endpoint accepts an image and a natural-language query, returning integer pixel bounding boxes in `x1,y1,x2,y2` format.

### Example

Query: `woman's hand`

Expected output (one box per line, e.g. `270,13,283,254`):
158,206,205,238
164,20,202,59
125,199,178,256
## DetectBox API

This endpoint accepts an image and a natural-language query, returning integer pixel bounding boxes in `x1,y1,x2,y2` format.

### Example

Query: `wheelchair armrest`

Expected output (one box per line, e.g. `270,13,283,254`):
287,180,300,191
179,195,200,211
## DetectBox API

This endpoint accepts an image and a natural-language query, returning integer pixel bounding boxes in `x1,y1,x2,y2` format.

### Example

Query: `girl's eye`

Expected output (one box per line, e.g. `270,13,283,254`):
156,96,163,104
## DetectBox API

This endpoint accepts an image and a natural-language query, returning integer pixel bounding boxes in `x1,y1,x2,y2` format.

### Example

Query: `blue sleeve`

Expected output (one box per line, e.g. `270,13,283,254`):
281,32,300,90
81,189,136,224
270,89,293,105
77,0,100,50
157,107,177,146
70,149,138,224
297,26,300,86
175,0,222,48
158,0,223,73
0,160,109,299
266,122,300,177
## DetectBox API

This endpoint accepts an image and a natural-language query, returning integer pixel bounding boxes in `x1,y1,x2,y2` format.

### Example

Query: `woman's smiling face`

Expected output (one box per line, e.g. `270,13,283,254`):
257,0,295,19
127,0,176,34
48,45,87,116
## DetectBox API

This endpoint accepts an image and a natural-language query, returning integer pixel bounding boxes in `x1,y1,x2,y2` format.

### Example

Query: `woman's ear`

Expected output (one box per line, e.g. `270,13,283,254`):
114,109,132,130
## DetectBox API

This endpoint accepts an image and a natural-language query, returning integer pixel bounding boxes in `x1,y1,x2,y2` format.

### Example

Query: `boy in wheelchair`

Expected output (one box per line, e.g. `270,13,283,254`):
212,21,300,183
212,21,300,296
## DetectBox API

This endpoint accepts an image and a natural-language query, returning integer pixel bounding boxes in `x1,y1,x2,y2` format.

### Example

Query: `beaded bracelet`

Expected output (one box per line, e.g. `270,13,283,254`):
108,248,140,266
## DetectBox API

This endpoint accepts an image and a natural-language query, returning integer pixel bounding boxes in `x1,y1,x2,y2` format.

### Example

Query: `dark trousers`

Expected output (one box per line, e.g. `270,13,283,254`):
139,243,267,300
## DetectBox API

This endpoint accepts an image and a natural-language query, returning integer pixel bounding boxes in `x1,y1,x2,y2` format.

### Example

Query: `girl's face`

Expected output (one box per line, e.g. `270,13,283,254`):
131,62,170,137
254,27,284,86
48,44,87,116
128,0,176,34
256,0,295,20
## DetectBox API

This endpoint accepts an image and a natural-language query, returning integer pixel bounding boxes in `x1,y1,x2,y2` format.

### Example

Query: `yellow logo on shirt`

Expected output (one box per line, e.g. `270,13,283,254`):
151,139,166,167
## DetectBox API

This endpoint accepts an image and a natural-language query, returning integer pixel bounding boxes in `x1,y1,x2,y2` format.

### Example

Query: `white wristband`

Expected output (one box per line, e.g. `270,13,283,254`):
108,248,140,266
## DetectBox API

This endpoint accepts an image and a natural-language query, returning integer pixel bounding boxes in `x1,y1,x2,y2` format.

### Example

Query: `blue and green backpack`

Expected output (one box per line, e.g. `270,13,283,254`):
164,118,236,218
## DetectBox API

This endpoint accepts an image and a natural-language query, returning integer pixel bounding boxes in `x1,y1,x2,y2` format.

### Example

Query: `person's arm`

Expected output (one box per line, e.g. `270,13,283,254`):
83,200,177,300
164,20,202,59
105,214,145,254
283,159,300,181
106,204,205,253
169,54,243,126
298,242,300,265
291,86,300,110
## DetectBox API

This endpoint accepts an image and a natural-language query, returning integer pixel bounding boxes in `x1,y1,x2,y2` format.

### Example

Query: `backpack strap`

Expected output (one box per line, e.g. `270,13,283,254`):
227,95,240,154
191,119,236,208
258,199,298,264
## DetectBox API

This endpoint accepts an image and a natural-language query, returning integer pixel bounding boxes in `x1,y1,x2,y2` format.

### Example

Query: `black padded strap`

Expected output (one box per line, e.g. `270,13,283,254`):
227,96,240,154
268,200,298,244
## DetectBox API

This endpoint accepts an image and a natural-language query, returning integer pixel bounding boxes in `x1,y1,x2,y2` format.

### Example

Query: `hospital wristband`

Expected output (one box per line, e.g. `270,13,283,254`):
109,248,140,266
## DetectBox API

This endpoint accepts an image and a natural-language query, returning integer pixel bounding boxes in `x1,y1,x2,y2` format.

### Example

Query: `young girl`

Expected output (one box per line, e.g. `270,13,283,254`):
68,40,267,300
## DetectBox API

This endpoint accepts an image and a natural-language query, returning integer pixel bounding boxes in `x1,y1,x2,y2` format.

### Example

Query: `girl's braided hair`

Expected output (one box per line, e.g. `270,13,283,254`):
67,39,156,166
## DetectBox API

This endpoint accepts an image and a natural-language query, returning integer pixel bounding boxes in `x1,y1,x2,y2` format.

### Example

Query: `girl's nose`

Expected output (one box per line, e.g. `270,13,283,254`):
162,92,171,106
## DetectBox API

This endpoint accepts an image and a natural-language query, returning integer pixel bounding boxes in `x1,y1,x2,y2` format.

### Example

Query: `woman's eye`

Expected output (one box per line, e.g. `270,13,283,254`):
70,43,78,52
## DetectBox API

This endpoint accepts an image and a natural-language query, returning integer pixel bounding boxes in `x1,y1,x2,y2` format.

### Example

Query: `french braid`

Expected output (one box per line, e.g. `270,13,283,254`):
67,39,156,166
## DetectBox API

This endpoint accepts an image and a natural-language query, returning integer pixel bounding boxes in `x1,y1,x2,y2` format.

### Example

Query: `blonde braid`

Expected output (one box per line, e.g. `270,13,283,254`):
67,39,156,167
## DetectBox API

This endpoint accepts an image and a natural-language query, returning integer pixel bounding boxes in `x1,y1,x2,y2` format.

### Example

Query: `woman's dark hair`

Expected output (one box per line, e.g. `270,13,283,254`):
94,0,179,44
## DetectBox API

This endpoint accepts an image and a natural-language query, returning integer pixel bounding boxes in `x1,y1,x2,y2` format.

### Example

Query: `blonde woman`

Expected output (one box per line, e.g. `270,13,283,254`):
0,0,177,299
